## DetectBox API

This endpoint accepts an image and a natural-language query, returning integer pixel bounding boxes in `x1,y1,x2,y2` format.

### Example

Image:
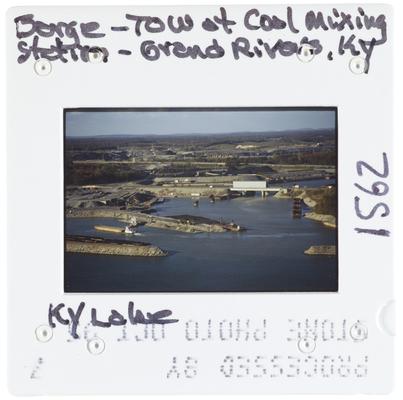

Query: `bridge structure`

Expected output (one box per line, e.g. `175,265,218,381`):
230,181,284,197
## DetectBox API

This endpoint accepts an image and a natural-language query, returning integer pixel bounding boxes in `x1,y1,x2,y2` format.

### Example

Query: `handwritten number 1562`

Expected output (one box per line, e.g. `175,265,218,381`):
354,153,390,236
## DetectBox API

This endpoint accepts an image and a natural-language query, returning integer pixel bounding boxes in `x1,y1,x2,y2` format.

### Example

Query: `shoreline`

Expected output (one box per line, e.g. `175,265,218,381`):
304,245,336,256
304,212,336,229
274,188,336,229
67,208,243,233
65,235,167,257
66,195,336,258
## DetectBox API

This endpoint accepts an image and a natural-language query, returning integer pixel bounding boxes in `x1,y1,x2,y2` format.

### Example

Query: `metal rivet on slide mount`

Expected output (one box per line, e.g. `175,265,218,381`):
87,337,105,355
298,336,316,353
350,321,368,341
349,57,367,74
35,325,53,342
34,59,52,76
88,47,105,64
297,44,315,63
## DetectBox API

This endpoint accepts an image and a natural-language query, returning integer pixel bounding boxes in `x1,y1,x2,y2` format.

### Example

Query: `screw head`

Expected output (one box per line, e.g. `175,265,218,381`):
297,44,315,63
88,47,105,64
35,325,53,342
298,336,316,353
350,321,368,341
34,59,52,76
87,337,105,355
349,57,367,74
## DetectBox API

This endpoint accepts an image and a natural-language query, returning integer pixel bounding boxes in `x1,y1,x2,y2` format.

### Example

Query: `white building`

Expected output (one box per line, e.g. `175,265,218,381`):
232,181,268,190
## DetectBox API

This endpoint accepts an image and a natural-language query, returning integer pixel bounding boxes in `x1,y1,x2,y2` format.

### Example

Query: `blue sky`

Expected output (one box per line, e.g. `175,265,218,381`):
66,110,335,137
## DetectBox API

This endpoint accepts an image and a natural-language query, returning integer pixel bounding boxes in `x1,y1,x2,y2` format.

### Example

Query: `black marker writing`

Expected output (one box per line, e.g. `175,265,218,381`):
118,49,132,55
305,7,387,73
48,302,179,338
67,302,85,339
109,310,127,326
13,7,388,71
244,8,287,31
232,36,321,60
210,7,236,34
14,14,108,63
91,308,112,328
354,153,390,236
355,228,390,237
111,26,129,31
48,303,69,327
140,39,224,61
125,13,194,36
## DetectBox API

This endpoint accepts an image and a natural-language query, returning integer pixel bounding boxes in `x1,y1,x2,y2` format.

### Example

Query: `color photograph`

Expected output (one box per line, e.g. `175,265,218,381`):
64,108,337,292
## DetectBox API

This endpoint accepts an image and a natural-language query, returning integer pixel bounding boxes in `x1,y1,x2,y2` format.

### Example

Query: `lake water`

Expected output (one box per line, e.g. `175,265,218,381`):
65,182,338,292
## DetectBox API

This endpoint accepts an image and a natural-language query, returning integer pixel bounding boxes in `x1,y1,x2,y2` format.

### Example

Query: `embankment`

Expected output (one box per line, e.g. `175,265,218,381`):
304,212,336,228
304,245,336,256
67,208,240,233
274,187,336,228
65,235,167,257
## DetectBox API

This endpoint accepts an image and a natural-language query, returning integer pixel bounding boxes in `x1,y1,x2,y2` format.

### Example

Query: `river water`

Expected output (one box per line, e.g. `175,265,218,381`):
65,180,337,292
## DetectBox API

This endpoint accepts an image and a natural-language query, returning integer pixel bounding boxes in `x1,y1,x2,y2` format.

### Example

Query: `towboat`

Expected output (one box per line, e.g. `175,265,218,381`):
124,225,136,234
